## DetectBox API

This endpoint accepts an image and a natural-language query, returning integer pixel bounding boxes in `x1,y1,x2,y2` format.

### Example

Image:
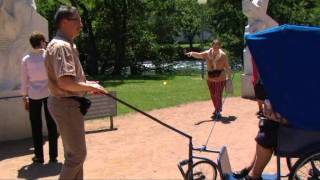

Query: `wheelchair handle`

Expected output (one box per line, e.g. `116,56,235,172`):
179,159,189,166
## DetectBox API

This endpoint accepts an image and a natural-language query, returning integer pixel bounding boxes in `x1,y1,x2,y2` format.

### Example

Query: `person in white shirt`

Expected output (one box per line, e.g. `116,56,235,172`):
21,32,58,164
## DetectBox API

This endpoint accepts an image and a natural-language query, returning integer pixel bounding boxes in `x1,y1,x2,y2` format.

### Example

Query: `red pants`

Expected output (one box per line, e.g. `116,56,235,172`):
207,80,226,112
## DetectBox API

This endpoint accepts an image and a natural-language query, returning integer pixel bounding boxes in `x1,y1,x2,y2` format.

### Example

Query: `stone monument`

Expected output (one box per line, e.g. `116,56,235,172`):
0,0,48,141
241,0,278,98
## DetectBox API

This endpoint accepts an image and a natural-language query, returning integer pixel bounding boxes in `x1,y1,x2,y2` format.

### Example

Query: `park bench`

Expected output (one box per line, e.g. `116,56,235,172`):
84,91,117,130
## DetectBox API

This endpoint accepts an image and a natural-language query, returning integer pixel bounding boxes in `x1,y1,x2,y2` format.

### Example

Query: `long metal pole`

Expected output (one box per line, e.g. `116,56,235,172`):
105,93,195,179
200,7,205,79
105,93,192,139
0,95,22,100
188,139,193,180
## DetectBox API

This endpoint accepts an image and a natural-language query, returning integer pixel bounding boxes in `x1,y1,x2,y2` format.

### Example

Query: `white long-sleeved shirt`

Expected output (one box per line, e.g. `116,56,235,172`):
20,49,49,99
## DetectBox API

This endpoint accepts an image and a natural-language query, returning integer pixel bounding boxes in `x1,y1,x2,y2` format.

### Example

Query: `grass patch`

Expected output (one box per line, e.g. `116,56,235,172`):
91,72,242,115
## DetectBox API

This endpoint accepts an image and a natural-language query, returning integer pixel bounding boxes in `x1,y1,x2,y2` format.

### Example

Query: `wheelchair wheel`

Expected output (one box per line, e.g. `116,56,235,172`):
287,157,293,171
289,151,320,180
186,160,222,180
287,157,298,171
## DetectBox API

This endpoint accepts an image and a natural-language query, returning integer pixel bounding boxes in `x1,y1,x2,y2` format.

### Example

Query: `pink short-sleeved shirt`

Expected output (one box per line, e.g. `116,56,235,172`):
45,31,86,97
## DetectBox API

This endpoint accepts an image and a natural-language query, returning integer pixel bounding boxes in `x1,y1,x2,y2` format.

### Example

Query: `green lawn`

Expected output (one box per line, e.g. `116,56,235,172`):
92,72,242,115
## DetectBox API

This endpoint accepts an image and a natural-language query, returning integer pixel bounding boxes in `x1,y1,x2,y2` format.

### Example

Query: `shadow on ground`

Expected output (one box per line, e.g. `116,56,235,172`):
0,138,33,161
17,162,62,179
194,116,237,125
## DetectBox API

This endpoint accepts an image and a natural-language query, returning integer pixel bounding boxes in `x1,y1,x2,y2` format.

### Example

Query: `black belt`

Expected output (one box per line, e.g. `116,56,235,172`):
207,69,223,78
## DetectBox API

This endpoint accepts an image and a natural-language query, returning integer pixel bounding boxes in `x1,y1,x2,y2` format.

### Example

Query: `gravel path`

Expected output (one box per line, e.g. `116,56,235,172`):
0,97,285,179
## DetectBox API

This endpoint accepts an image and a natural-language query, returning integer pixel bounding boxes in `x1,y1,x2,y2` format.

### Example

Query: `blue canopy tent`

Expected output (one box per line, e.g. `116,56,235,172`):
245,24,320,131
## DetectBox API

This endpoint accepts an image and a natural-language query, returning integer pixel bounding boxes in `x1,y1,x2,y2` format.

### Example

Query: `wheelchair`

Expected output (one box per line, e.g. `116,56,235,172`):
276,125,320,180
109,86,320,180
178,125,320,180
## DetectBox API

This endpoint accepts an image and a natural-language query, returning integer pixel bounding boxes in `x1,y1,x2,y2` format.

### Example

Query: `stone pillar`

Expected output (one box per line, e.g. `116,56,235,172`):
0,0,48,141
241,0,278,98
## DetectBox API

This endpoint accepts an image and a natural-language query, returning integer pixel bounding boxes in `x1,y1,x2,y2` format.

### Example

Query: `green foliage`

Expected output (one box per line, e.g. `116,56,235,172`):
174,0,202,48
207,0,246,65
147,0,179,44
152,44,180,73
35,0,320,75
269,0,320,26
34,0,62,38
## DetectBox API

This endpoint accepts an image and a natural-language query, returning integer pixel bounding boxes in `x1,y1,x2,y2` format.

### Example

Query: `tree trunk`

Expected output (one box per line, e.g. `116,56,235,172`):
187,35,194,49
111,0,128,76
70,0,100,75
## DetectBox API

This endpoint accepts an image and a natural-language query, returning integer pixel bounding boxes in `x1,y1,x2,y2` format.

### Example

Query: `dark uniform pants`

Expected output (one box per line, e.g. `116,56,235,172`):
29,97,58,161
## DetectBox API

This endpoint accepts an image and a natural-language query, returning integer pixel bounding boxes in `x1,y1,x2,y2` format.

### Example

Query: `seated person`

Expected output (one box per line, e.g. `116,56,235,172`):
233,99,289,180
254,78,266,117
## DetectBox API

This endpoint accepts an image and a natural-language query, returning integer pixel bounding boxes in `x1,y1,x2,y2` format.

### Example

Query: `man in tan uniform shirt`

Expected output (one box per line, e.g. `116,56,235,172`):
186,39,232,119
45,6,108,180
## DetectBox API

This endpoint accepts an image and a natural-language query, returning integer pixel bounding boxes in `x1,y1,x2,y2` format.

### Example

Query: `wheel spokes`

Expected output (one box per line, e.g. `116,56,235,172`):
294,154,320,180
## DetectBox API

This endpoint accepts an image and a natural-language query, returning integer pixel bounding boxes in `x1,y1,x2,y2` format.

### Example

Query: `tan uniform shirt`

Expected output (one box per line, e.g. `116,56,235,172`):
45,31,86,97
204,48,232,82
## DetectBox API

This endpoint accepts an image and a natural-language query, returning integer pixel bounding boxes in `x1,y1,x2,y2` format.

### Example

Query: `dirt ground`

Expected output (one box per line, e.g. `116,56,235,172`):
0,97,286,179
